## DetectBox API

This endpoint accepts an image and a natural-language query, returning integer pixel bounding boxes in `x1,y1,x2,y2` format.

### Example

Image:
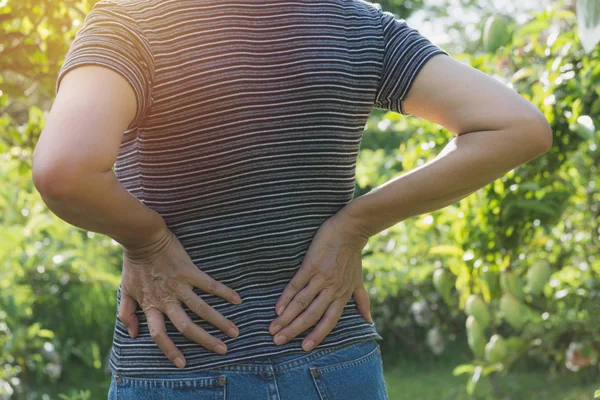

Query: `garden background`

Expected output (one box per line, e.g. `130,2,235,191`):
1,0,599,398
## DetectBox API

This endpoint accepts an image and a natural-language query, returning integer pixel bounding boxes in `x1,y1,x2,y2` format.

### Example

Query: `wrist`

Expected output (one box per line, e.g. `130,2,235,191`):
121,213,170,261
334,200,374,249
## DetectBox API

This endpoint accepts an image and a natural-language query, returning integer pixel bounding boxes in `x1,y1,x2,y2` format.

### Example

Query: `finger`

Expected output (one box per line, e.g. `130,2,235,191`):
274,261,316,316
146,308,186,368
165,303,228,355
118,291,139,338
177,288,239,338
186,268,242,305
269,277,324,335
301,297,346,352
272,289,332,347
353,284,373,323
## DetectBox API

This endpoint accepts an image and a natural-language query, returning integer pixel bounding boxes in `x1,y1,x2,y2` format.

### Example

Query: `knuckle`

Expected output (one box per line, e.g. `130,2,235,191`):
177,319,190,333
322,287,337,299
179,290,192,304
323,314,338,327
305,309,320,323
193,301,207,316
329,279,344,291
295,297,310,310
288,281,303,293
206,279,218,294
149,327,164,341
312,274,328,288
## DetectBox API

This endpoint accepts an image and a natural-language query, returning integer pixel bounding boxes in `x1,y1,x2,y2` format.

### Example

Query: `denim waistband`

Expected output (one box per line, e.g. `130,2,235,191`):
209,338,378,375
115,338,378,381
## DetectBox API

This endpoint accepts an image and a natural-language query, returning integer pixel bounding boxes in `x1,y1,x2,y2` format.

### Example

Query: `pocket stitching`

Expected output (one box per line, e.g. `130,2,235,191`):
316,345,379,374
118,374,226,390
310,368,327,400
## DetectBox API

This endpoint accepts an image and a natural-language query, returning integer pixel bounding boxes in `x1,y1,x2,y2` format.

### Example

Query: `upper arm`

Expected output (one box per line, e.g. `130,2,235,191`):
33,65,137,177
33,0,154,190
372,8,551,142
401,54,551,136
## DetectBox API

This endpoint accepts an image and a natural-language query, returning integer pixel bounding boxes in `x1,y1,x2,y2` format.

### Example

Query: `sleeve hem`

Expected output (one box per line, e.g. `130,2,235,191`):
398,50,450,116
56,60,146,129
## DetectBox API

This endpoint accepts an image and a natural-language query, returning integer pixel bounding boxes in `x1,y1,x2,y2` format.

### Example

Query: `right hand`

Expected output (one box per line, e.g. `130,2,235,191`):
118,225,242,369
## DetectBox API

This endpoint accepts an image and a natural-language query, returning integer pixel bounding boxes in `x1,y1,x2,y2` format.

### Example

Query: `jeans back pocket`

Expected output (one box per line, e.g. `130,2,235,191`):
308,341,388,400
110,373,227,400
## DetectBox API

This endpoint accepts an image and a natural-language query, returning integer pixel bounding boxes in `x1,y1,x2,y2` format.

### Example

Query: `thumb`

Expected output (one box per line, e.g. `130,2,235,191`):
118,290,140,339
353,284,373,323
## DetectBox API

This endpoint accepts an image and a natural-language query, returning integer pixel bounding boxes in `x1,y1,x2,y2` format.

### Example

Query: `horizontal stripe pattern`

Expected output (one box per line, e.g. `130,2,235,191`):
56,0,449,376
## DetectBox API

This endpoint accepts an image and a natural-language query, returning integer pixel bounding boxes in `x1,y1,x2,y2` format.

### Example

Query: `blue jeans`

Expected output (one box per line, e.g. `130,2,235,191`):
108,339,388,399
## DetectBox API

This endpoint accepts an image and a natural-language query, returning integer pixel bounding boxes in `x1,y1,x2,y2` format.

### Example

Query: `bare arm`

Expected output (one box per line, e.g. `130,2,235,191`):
32,66,166,250
269,54,553,351
341,54,553,237
32,66,242,367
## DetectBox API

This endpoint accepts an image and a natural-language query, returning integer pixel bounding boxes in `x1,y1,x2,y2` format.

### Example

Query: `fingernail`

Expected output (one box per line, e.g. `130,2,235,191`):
276,305,285,316
234,294,242,304
127,328,133,338
228,327,239,337
270,324,281,335
274,334,286,345
215,344,227,354
174,357,185,368
303,340,315,351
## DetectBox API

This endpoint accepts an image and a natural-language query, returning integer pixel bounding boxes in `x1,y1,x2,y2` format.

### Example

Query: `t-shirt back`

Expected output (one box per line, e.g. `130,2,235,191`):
56,0,449,376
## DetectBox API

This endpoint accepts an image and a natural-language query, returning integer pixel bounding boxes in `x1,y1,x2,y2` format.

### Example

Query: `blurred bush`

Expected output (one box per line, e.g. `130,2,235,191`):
1,0,599,398
360,1,600,396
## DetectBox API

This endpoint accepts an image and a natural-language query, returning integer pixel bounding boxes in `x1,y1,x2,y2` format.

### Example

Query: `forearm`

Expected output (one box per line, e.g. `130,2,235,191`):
34,167,167,250
342,125,551,238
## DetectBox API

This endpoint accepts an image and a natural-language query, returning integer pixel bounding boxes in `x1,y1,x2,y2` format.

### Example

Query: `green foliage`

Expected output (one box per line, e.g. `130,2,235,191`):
361,1,600,397
0,151,122,397
1,0,599,398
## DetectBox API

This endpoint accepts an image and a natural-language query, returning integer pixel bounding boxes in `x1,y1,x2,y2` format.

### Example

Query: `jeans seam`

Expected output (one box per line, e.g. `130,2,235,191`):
119,375,223,389
310,369,327,400
315,345,379,373
273,339,376,374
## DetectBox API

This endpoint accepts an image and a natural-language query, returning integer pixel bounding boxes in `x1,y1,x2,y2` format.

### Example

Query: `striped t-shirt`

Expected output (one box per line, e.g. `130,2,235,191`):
56,0,449,376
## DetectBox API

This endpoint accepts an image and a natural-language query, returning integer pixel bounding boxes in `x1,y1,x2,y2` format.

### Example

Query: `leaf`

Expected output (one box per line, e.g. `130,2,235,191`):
467,365,482,395
482,363,504,375
453,364,475,376
571,115,596,141
594,389,600,398
429,245,464,256
38,329,55,339
518,20,550,36
509,199,557,216
511,68,535,82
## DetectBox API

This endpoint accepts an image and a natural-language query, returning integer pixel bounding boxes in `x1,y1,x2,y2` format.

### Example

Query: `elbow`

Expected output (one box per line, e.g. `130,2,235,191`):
533,115,553,154
32,159,80,201
516,112,553,157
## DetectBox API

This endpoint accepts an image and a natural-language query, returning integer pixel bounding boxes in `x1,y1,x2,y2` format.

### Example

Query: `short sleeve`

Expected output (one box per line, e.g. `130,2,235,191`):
56,0,155,128
373,9,450,115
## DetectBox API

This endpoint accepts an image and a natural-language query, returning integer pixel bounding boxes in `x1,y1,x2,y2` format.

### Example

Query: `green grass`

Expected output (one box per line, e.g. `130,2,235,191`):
382,348,598,400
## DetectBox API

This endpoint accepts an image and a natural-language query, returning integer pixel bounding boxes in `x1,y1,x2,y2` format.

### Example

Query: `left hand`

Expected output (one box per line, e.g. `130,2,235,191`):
268,210,372,351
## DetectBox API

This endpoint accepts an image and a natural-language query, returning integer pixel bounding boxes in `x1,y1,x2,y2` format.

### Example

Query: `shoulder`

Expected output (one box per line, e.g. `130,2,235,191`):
351,0,383,16
91,0,165,17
